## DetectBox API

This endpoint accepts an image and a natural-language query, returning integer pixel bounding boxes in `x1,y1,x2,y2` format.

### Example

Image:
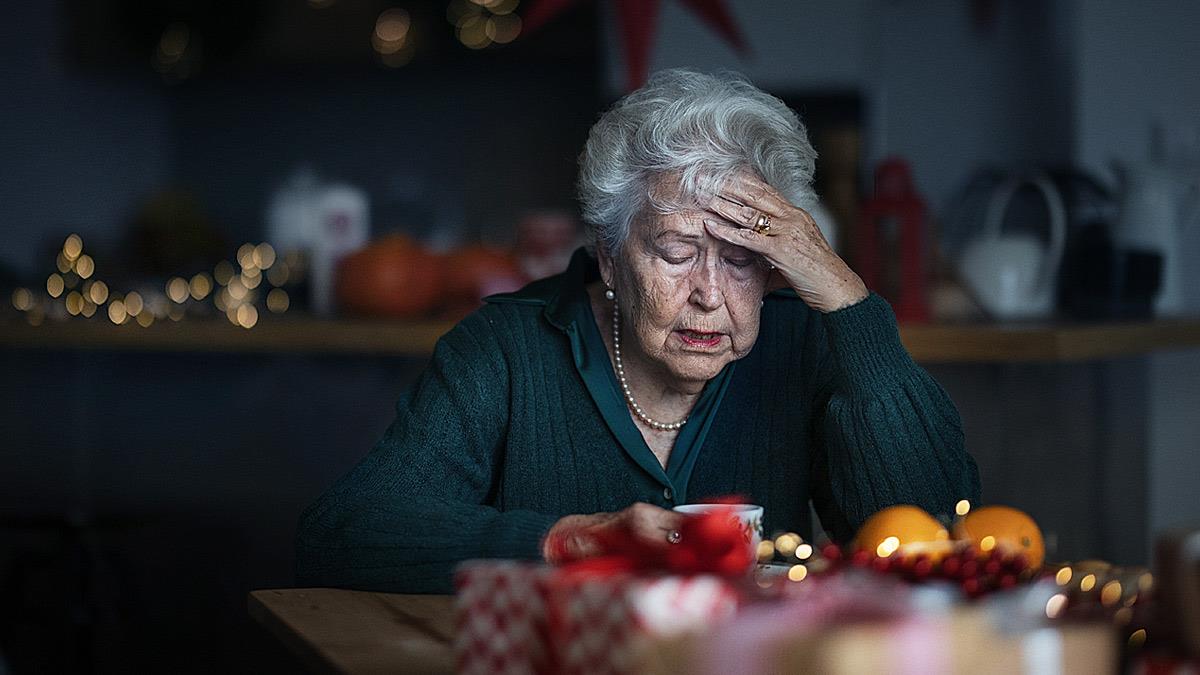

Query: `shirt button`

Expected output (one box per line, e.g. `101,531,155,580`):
663,486,674,502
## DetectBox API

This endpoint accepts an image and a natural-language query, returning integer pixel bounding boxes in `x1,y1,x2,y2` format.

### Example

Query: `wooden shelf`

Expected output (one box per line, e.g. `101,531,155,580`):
0,316,456,356
3,315,1200,362
898,320,1200,363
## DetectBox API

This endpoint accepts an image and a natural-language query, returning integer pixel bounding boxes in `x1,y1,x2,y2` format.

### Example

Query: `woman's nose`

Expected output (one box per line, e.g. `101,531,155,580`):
688,264,723,311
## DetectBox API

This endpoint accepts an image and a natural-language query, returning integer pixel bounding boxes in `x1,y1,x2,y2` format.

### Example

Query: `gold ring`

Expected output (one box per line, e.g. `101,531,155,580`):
752,213,772,234
666,530,682,545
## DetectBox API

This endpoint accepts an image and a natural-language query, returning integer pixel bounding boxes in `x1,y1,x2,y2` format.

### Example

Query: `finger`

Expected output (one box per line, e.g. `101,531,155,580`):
721,173,793,216
707,193,767,229
703,218,771,254
628,505,686,544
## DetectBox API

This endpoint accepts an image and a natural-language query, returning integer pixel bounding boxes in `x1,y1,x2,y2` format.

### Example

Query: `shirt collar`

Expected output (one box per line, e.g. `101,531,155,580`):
545,247,600,332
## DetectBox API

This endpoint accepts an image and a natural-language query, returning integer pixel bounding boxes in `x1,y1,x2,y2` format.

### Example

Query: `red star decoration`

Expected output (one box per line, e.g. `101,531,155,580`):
521,0,748,90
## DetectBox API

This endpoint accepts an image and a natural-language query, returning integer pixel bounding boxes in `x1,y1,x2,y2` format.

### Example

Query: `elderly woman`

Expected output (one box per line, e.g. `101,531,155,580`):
296,70,979,593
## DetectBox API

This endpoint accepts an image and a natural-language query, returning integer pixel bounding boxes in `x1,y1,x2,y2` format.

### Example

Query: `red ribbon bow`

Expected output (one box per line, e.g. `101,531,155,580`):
553,502,753,579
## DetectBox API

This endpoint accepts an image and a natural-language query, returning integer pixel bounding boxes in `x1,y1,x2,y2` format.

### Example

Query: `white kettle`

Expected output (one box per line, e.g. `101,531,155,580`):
958,175,1066,321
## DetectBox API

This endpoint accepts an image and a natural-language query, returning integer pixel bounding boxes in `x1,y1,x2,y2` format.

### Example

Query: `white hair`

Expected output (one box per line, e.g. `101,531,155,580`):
577,69,818,258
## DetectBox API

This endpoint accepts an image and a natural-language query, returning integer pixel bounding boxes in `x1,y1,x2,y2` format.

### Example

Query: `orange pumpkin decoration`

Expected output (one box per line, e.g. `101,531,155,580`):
952,505,1045,569
335,235,443,318
854,505,950,559
444,245,526,303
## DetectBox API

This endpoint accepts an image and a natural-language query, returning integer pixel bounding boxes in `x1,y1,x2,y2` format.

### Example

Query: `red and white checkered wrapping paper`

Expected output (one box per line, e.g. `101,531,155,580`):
454,561,553,675
454,561,740,675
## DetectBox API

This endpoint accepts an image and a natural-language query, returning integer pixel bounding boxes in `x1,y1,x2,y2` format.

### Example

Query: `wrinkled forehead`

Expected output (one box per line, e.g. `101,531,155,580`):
645,170,716,215
634,171,741,242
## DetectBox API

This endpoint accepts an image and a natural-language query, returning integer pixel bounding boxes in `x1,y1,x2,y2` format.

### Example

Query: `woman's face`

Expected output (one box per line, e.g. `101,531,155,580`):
599,189,771,387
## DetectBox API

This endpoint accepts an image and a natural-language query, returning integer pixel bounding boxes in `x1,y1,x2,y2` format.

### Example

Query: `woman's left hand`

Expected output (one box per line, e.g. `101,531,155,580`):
702,172,868,313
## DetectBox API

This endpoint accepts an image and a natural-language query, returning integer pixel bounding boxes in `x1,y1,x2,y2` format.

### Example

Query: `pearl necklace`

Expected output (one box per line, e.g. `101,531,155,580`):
611,299,687,432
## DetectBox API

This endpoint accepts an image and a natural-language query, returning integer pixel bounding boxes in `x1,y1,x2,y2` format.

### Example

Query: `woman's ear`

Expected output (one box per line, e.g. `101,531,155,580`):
596,247,616,290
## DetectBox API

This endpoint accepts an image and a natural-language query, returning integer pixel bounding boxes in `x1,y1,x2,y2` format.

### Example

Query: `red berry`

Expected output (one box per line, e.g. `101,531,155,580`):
999,574,1018,589
913,558,935,579
984,560,1003,576
960,560,980,579
962,578,982,597
872,556,893,573
851,549,872,567
941,557,962,577
822,544,843,562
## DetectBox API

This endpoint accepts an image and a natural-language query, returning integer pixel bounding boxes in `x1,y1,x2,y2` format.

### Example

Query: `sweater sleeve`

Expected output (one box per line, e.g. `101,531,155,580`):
807,293,981,543
295,307,558,594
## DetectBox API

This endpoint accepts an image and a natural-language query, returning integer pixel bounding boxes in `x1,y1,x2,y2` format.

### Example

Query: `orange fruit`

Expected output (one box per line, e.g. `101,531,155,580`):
854,505,950,558
952,505,1044,569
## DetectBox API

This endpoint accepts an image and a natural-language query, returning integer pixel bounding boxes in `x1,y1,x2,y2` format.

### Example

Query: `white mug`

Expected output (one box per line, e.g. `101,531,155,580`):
673,503,764,570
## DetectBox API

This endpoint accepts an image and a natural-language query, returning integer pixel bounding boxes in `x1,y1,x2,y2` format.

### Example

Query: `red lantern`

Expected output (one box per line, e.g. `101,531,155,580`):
856,158,931,323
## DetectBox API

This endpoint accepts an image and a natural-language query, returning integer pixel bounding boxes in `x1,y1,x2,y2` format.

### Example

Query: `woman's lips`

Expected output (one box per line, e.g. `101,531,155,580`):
675,329,723,348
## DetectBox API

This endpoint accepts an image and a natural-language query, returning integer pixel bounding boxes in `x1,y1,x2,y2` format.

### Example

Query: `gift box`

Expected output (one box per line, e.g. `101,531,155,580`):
454,561,740,675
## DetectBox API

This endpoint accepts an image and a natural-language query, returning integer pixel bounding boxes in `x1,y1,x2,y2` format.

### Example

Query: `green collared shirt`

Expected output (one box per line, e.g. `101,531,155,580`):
297,248,981,593
559,257,733,504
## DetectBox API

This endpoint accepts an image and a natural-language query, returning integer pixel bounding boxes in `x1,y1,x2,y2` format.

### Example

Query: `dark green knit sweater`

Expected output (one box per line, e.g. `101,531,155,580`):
296,251,980,594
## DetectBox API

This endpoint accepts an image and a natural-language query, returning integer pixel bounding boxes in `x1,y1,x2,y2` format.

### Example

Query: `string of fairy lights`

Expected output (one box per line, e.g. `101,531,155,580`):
153,0,523,82
10,234,299,330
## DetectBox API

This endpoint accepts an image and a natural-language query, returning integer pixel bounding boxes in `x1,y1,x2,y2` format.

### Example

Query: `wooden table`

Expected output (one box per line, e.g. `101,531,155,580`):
248,588,456,674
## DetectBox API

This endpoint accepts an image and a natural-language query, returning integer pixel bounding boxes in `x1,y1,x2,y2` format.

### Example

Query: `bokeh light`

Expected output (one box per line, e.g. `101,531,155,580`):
75,254,95,279
242,272,262,290
876,536,900,557
227,277,248,301
108,299,128,324
1045,593,1067,619
124,291,145,316
787,564,808,582
1101,581,1122,606
214,260,235,286
1128,629,1147,648
266,288,290,313
485,14,521,43
190,273,213,300
457,15,491,49
236,304,258,329
47,274,65,298
1055,567,1073,585
63,234,83,260
253,243,277,269
65,291,84,316
89,280,109,305
11,288,33,311
774,533,800,558
237,244,256,269
167,277,190,303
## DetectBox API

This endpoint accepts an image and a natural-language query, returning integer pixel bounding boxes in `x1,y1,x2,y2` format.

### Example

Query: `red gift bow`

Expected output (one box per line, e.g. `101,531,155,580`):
551,500,753,579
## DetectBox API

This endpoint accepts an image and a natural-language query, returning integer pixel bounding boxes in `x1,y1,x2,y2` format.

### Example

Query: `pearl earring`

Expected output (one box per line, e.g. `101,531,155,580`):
605,288,615,301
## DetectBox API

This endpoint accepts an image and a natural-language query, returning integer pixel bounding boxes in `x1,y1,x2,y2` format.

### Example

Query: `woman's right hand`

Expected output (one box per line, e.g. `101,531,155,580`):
542,502,687,565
